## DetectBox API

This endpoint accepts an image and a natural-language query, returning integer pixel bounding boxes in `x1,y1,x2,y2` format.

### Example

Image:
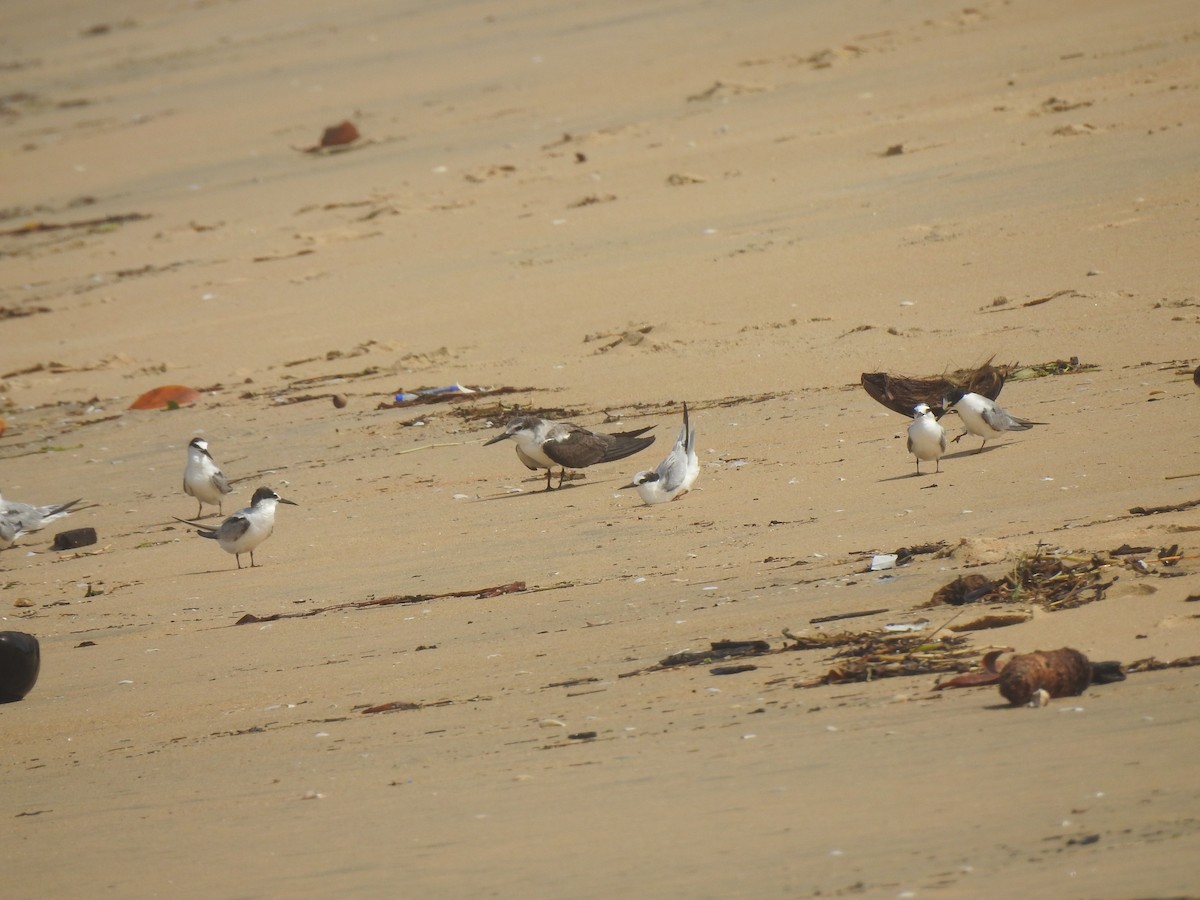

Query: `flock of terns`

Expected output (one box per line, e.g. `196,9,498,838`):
2,390,1037,570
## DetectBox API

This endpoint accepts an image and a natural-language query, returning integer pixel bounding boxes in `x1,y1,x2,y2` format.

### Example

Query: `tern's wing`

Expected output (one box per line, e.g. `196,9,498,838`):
596,429,656,464
1,512,29,547
212,469,233,495
981,403,1030,432
542,428,610,468
217,514,251,543
655,445,690,492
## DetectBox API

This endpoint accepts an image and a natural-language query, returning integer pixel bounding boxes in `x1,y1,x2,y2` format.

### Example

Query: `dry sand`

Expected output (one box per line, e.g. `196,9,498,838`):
3,0,1199,896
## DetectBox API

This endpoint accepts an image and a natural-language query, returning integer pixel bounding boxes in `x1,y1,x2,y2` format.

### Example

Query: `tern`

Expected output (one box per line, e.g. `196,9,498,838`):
624,403,699,504
906,402,947,474
183,437,233,517
484,416,656,490
174,486,296,569
943,388,1043,452
0,494,83,550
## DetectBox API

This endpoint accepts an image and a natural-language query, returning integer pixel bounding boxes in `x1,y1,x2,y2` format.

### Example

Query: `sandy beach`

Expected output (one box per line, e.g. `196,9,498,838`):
3,1,1199,896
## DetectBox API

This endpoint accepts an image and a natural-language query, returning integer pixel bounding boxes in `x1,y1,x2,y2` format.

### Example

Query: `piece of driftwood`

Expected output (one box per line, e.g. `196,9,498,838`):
658,640,770,668
809,608,889,624
1129,498,1200,516
861,358,1008,417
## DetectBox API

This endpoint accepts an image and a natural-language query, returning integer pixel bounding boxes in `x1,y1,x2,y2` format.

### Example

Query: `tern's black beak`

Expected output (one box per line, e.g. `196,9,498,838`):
483,432,511,446
278,498,299,506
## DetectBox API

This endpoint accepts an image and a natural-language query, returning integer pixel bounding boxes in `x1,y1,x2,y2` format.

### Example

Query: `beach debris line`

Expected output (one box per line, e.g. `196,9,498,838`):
618,639,771,677
0,211,150,237
234,580,527,625
925,546,1122,611
1130,498,1200,516
793,633,977,687
379,384,528,410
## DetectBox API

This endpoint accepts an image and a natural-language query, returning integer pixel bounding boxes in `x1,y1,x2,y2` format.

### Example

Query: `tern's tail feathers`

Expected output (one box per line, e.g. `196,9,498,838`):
45,499,84,520
172,515,218,539
1009,417,1046,430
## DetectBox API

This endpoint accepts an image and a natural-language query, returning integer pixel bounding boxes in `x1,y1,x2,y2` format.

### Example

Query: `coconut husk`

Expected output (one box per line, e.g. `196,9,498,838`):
998,648,1092,706
861,358,1009,417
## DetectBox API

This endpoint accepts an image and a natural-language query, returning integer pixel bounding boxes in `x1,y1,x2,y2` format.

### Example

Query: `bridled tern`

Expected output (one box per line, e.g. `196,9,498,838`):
485,416,655,490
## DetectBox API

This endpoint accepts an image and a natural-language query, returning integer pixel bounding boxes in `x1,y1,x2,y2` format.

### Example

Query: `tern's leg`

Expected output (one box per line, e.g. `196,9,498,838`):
543,469,553,491
976,440,987,454
250,551,258,568
557,468,567,489
196,500,203,518
235,554,243,569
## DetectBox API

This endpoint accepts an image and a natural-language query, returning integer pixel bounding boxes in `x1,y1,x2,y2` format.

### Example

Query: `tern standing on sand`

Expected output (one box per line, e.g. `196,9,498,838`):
906,402,947,474
175,486,296,569
183,437,233,517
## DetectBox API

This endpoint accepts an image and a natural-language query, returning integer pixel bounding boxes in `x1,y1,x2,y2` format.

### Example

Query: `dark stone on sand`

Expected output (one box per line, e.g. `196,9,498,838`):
0,631,41,702
51,527,97,551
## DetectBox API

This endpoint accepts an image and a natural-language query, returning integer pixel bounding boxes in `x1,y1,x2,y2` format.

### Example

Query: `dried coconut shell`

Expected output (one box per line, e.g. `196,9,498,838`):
861,358,1008,417
998,648,1091,706
320,120,360,148
128,385,201,410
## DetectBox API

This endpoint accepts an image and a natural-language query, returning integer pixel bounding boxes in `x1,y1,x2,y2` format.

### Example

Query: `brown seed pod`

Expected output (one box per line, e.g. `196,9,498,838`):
998,648,1091,706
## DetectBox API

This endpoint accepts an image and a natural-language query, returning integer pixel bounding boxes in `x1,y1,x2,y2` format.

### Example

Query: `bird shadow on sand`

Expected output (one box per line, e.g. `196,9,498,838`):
475,477,629,502
880,444,1011,482
878,471,943,483
176,566,260,576
943,443,1010,461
